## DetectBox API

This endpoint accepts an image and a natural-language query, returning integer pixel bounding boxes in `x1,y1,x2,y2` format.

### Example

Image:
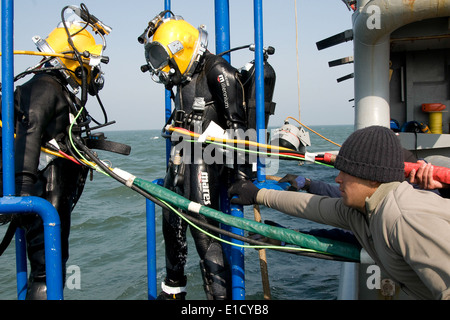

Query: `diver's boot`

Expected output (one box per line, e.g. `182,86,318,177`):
22,216,49,300
200,243,231,300
26,277,47,300
156,276,187,300
26,247,48,300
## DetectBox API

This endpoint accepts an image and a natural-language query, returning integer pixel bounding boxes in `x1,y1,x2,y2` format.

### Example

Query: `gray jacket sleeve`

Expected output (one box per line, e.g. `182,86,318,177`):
256,188,356,230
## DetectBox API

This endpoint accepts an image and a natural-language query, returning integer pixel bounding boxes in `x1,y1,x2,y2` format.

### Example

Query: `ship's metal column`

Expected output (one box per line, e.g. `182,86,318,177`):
1,0,63,300
352,0,450,130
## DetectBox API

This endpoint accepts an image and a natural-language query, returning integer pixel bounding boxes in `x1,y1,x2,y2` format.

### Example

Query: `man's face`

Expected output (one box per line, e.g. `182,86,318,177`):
335,171,379,212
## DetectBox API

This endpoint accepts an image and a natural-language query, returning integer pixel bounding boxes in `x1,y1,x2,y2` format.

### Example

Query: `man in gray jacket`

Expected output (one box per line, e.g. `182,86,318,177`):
229,125,450,300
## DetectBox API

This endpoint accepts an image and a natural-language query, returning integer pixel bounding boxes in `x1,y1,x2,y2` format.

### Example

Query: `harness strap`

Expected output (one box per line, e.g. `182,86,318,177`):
85,138,131,155
0,220,16,256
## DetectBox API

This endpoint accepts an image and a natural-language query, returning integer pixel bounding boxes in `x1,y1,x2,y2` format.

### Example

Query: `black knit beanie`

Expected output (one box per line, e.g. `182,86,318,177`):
334,126,405,182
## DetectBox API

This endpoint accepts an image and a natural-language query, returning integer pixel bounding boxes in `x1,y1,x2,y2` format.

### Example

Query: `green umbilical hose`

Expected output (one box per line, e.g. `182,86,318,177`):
70,133,360,262
133,177,360,262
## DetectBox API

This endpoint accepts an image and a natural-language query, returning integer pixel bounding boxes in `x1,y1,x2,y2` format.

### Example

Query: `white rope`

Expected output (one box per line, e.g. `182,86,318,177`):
294,0,301,121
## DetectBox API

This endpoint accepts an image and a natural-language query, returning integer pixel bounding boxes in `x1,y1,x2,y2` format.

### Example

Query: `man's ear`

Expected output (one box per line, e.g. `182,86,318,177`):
369,180,382,188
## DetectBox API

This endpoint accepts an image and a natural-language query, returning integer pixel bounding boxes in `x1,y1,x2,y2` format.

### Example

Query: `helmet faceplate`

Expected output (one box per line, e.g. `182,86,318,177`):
143,16,207,85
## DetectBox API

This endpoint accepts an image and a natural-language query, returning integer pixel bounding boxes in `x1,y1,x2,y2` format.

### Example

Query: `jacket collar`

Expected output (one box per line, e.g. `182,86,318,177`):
365,181,402,217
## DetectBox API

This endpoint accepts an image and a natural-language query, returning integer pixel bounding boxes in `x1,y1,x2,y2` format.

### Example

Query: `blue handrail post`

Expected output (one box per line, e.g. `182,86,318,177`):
143,0,172,301
0,197,64,300
0,0,27,299
2,0,15,195
2,0,63,300
229,205,245,300
164,0,172,164
146,198,157,300
215,0,245,300
36,198,64,300
15,228,27,299
214,0,231,63
254,0,266,184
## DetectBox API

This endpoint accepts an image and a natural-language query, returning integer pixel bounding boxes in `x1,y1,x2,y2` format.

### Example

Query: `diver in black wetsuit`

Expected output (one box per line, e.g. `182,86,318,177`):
139,12,252,300
0,4,114,299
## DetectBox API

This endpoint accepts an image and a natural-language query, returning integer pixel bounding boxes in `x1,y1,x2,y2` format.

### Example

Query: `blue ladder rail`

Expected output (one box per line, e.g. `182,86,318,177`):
214,0,246,300
0,197,64,300
1,0,64,300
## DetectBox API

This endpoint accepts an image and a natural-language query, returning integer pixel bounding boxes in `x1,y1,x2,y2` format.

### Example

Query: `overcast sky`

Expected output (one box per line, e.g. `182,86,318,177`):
2,0,355,131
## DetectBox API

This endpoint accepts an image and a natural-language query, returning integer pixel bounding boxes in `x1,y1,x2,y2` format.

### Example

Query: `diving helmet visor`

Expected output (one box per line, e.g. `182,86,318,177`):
145,41,170,71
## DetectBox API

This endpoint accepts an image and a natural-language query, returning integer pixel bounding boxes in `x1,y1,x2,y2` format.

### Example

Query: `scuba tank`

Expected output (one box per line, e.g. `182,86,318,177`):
218,44,276,130
239,48,276,130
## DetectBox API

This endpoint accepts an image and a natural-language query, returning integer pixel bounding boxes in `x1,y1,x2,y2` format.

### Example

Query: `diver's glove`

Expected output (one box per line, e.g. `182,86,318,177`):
228,180,260,205
279,174,308,191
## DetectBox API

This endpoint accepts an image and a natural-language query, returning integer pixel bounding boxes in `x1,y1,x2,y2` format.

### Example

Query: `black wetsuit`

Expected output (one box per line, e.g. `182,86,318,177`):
162,52,248,299
0,72,88,299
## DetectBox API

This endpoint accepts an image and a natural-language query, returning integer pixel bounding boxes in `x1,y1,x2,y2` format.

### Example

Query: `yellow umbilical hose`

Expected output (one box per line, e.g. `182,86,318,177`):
0,120,97,168
285,116,342,147
167,126,295,152
0,50,76,60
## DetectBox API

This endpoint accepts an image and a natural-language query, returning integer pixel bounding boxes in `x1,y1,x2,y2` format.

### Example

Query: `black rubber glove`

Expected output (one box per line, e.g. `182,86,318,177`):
278,174,306,191
228,180,260,205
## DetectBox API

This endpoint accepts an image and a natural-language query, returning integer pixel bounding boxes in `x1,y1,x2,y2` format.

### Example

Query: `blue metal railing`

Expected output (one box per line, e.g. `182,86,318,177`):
0,197,64,299
254,0,266,183
1,0,64,300
164,0,172,165
4,0,268,301
215,0,231,63
214,0,245,300
144,0,172,301
146,195,159,300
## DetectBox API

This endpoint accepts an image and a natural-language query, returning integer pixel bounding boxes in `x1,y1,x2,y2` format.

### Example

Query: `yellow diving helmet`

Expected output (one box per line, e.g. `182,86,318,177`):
140,12,208,86
33,7,110,94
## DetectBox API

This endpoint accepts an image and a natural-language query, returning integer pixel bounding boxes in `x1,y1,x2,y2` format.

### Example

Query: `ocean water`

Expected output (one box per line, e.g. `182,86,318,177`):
0,124,354,300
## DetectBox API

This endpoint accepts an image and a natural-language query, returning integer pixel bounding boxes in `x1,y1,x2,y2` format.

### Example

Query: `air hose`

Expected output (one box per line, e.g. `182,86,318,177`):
131,177,360,261
324,153,450,184
64,119,450,264
69,126,449,262
0,50,72,59
70,135,360,261
404,162,450,184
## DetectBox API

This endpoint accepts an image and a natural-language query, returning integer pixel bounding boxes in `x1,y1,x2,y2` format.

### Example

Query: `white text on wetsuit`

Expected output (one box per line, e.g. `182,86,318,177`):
217,70,230,109
200,171,211,205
